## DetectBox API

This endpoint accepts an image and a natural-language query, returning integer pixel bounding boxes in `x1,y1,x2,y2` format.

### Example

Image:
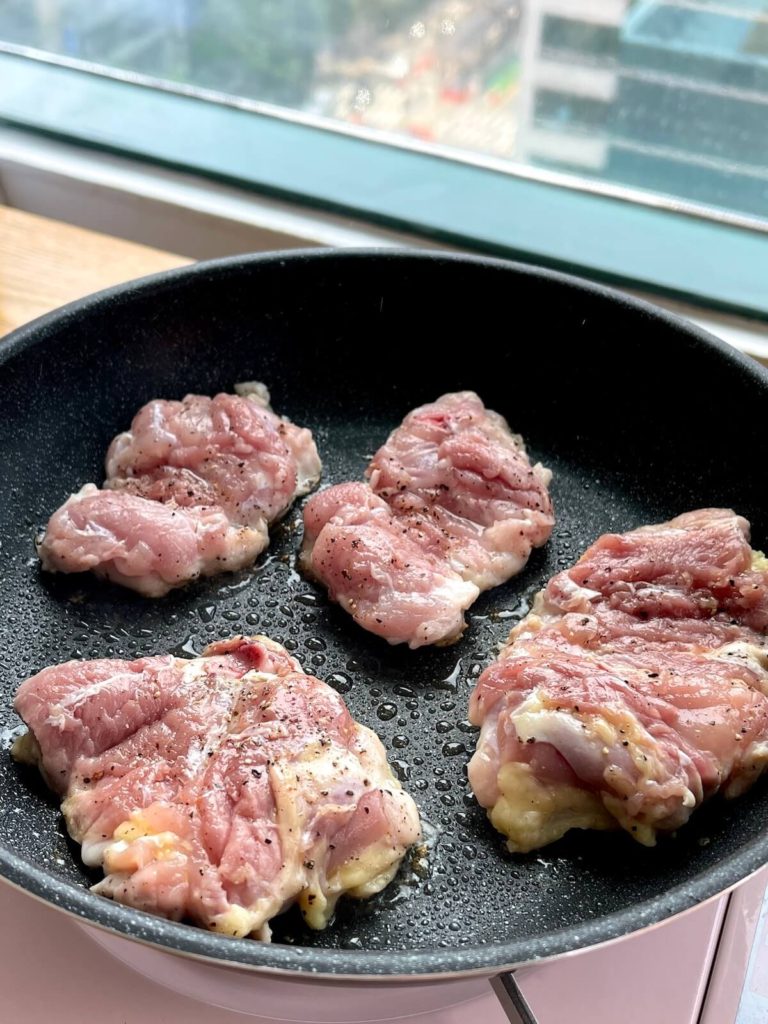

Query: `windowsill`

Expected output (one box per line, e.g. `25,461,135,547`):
0,51,766,321
2,126,767,376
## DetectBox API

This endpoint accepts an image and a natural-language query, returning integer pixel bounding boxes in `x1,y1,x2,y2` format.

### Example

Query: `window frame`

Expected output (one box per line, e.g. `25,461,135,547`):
0,49,767,320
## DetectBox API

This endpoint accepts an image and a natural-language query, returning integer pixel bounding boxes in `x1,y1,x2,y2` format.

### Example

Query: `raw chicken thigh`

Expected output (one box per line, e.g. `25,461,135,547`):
468,509,768,852
13,635,421,938
302,392,553,648
38,385,320,596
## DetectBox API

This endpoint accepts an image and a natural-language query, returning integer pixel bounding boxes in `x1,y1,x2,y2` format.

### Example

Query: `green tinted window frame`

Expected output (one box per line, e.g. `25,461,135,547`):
0,52,766,320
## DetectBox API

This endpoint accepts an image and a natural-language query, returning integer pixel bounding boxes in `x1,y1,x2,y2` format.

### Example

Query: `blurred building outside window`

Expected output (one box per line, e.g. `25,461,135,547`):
1,0,766,222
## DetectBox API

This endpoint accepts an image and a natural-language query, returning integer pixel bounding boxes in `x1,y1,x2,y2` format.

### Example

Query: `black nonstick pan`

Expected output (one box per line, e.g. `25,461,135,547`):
1,250,767,986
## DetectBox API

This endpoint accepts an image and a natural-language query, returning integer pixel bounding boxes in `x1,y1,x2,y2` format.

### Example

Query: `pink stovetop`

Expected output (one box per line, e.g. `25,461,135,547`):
2,870,767,1024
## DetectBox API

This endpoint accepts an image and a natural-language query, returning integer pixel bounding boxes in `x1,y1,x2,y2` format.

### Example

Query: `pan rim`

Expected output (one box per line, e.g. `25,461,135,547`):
2,246,765,386
2,827,767,977
2,246,768,978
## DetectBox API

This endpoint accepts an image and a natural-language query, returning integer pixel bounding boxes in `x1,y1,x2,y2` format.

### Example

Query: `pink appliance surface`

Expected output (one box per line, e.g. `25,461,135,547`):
1,871,766,1023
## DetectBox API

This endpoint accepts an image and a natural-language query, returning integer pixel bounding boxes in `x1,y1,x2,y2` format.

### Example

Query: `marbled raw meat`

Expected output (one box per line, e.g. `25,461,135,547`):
38,385,320,596
468,509,768,852
302,392,553,648
13,635,421,938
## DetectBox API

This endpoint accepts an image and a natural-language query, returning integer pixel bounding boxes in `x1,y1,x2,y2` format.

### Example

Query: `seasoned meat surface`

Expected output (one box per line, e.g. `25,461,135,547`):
38,385,321,596
38,485,268,598
301,482,479,648
468,509,768,852
302,392,553,648
13,636,421,939
106,389,320,525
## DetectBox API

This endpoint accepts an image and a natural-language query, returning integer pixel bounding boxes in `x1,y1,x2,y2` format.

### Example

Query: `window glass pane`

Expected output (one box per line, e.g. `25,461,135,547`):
1,1,767,223
541,17,619,63
534,89,612,131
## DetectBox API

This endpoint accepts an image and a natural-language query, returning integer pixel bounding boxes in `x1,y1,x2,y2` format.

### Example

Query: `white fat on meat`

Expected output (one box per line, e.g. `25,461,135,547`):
469,509,768,853
13,635,421,939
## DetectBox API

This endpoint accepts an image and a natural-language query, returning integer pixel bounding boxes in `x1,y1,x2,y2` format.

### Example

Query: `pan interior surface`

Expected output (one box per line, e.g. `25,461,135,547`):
1,250,767,976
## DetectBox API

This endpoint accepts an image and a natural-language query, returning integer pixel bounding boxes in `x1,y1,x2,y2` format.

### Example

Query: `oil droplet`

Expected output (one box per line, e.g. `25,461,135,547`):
443,741,466,756
392,735,409,749
294,593,319,607
325,671,352,696
198,605,216,623
462,844,477,860
1,723,26,749
216,575,254,597
457,720,478,734
306,637,326,652
377,703,397,721
435,721,452,734
435,779,451,792
390,759,410,781
245,612,259,625
437,659,462,693
394,685,415,697
171,637,200,658
327,672,352,694
492,600,529,621
411,851,430,879
222,609,240,622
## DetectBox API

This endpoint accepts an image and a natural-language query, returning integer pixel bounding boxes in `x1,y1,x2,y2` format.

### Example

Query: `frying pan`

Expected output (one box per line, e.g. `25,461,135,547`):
1,249,768,993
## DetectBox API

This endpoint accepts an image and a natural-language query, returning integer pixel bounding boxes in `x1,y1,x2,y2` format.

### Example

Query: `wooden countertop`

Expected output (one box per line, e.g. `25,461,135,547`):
0,205,190,337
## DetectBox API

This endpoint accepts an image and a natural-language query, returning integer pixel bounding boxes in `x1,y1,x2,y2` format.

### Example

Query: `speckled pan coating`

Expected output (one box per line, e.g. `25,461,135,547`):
1,250,767,979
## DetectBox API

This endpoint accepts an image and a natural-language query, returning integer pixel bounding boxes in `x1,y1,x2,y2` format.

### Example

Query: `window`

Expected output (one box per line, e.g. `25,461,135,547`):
0,1,766,318
540,16,620,64
534,89,613,132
